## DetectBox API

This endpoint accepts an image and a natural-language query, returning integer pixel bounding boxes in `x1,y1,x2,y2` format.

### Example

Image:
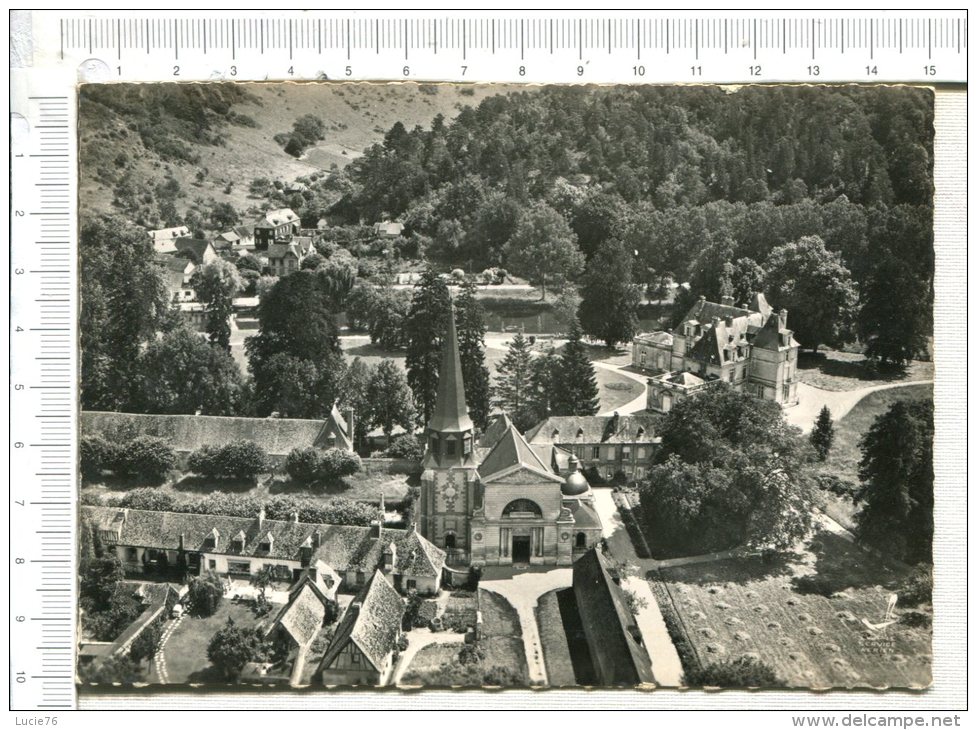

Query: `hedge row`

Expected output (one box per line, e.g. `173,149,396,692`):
81,435,175,484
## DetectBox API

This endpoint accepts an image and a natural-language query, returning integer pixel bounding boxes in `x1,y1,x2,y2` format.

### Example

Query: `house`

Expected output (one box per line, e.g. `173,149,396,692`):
417,306,603,567
322,404,354,451
254,208,301,250
173,238,219,266
79,504,445,595
524,413,661,482
262,574,337,684
573,547,655,686
637,293,801,412
372,220,404,239
266,236,315,276
318,570,405,686
81,411,349,468
156,255,196,302
148,225,191,255
213,226,256,255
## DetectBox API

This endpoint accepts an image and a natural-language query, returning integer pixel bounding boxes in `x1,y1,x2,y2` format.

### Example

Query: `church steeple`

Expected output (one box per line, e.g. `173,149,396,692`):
427,304,474,434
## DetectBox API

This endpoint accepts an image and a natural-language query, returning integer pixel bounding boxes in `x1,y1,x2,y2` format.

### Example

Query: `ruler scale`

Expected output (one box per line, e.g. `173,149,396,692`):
7,8,967,712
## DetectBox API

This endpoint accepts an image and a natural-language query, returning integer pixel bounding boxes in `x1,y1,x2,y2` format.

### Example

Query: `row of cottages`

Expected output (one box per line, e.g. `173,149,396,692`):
81,407,353,468
524,413,660,483
633,293,801,413
80,504,446,596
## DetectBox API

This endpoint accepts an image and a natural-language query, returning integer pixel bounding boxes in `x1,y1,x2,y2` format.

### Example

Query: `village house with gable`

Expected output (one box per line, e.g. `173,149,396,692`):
634,293,801,413
148,225,191,255
254,208,301,250
266,235,316,276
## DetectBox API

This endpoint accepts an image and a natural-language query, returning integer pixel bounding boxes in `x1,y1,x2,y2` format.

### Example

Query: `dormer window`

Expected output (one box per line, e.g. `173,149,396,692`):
576,428,584,439
204,528,220,550
463,436,472,455
259,532,274,553
231,530,246,552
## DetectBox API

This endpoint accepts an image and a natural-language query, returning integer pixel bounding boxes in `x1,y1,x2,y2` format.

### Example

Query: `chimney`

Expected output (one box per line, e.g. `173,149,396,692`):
370,494,384,539
382,542,397,574
178,533,185,550
312,529,321,549
711,316,720,329
345,408,356,445
291,512,300,524
258,506,266,528
725,315,734,328
720,295,734,306
779,308,788,328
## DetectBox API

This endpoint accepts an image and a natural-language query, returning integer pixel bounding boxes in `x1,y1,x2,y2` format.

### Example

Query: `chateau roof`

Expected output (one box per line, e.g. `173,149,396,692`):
752,311,801,351
524,415,660,446
426,306,474,434
320,571,404,673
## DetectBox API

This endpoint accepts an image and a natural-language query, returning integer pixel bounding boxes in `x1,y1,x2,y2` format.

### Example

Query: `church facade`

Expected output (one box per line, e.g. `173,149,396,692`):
416,308,603,568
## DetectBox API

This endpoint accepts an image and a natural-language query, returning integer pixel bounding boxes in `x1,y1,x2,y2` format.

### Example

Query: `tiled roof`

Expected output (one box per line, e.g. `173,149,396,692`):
751,311,801,351
173,238,213,263
478,423,556,481
149,226,190,241
565,499,602,529
573,548,655,686
679,298,755,327
477,412,514,450
634,331,674,346
273,580,328,647
661,371,707,387
255,208,300,229
233,225,254,240
524,415,660,446
320,571,404,673
80,505,443,579
81,411,331,455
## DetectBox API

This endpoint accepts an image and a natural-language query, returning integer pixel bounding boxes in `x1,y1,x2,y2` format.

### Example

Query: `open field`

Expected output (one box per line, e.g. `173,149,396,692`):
813,383,933,528
653,529,931,689
796,349,934,392
150,601,268,685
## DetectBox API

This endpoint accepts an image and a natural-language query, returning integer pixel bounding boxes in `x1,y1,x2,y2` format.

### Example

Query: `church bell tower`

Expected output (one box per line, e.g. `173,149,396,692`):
417,304,478,560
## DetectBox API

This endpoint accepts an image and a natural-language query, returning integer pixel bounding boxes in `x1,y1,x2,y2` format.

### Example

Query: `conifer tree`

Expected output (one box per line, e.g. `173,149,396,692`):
494,332,536,431
555,319,600,416
454,280,491,430
810,405,835,461
527,345,562,427
404,270,452,424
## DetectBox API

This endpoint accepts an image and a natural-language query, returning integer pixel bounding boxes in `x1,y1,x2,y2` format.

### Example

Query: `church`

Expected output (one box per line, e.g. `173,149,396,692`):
416,307,603,568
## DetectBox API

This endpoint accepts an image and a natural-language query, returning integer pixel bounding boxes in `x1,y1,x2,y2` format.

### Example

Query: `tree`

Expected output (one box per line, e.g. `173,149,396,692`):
858,253,931,366
578,239,642,348
249,565,276,605
641,384,817,554
207,617,262,679
247,270,346,417
763,236,859,351
554,319,599,416
209,202,239,230
113,436,175,484
192,259,244,351
81,436,116,480
684,656,782,688
527,345,562,427
78,655,144,685
80,215,170,410
454,281,491,429
403,270,452,424
301,252,326,271
729,257,766,307
494,332,537,431
502,202,585,300
285,447,321,483
386,434,423,461
188,572,224,617
338,357,375,448
80,554,125,611
551,285,582,333
368,359,417,441
855,399,933,563
134,325,245,416
129,619,164,664
810,405,835,461
319,448,362,479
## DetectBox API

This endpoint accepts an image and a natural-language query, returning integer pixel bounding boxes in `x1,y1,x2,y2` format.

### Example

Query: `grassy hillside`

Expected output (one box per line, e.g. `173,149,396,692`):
79,81,523,224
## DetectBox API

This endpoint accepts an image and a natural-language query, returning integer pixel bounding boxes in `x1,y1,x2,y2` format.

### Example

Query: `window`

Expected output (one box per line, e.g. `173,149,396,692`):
444,533,457,550
622,445,632,459
591,446,600,460
407,579,417,590
605,446,616,460
445,439,456,457
502,499,542,519
227,560,251,574
575,532,587,549
636,447,646,460
463,437,472,455
126,547,138,561
208,559,216,570
351,651,360,664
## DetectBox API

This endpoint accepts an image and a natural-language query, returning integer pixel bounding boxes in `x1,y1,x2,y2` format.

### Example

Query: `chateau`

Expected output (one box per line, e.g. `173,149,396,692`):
417,308,603,567
634,293,801,413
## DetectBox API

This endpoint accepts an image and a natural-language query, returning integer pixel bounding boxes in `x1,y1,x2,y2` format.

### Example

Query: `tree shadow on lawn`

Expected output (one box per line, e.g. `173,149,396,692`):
171,474,259,494
659,550,803,585
793,531,908,596
797,351,908,384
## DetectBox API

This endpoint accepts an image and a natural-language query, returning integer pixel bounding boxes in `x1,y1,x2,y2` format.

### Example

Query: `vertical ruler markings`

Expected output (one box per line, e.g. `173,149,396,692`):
10,93,77,710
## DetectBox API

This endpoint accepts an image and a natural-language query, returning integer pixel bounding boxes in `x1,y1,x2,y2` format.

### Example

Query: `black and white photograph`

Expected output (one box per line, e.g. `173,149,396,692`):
71,80,938,694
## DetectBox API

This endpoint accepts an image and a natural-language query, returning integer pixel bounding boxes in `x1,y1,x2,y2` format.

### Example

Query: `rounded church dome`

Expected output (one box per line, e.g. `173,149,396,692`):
562,470,590,497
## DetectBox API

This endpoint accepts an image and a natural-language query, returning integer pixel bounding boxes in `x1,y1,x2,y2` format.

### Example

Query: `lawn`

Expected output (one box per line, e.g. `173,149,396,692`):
653,529,931,689
796,349,933,392
152,600,272,685
535,589,577,687
814,383,933,528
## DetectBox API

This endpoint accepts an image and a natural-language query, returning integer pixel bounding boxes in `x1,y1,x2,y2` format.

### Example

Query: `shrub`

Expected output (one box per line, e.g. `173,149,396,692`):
793,574,837,597
684,656,783,688
207,617,262,679
77,655,143,685
117,487,177,512
81,435,115,480
188,571,224,617
899,610,932,628
817,474,859,500
458,641,485,666
385,434,423,461
285,447,321,483
114,436,175,483
898,564,933,607
188,441,268,479
319,448,361,479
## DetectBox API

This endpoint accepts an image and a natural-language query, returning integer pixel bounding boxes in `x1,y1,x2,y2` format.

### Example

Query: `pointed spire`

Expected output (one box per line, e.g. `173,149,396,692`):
427,303,474,434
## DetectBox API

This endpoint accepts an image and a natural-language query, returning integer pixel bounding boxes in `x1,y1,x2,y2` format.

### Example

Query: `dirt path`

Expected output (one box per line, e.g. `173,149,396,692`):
787,380,934,434
590,488,684,687
152,614,183,684
479,569,573,686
